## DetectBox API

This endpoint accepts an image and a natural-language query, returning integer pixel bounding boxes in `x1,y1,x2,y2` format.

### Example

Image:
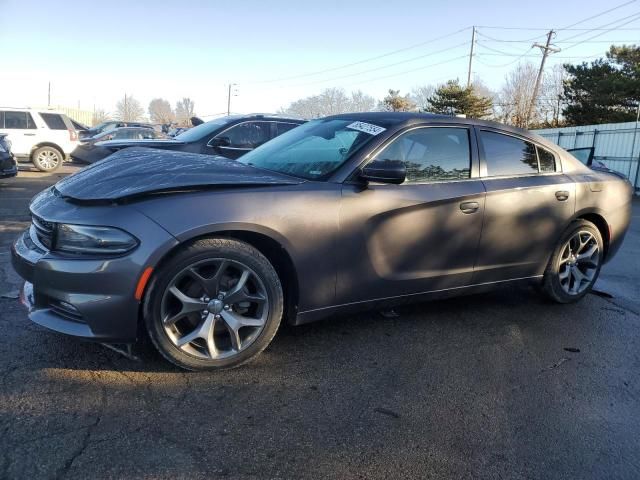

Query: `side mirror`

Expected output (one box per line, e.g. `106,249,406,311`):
360,159,406,185
210,136,231,148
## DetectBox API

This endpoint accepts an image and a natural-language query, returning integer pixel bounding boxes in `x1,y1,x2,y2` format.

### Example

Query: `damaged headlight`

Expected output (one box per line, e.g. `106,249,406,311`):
55,224,138,254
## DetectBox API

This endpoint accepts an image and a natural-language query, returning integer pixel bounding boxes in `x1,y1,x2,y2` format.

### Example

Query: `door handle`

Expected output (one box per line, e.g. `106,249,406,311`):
555,191,570,201
23,133,36,136
460,201,480,214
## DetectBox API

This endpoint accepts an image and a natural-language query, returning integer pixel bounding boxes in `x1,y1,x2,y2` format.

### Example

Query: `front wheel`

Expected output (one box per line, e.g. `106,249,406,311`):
542,220,603,303
145,238,283,371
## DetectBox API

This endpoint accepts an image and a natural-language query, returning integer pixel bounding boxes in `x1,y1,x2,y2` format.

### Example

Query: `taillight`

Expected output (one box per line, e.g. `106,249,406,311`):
69,129,78,141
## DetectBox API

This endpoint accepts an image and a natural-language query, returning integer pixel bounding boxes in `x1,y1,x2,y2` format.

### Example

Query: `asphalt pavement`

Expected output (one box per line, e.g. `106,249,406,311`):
1,163,639,479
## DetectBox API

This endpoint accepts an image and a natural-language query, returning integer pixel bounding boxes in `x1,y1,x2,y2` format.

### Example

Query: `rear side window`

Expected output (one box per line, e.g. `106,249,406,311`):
3,111,37,129
276,122,300,135
39,113,67,130
479,131,538,176
537,146,557,172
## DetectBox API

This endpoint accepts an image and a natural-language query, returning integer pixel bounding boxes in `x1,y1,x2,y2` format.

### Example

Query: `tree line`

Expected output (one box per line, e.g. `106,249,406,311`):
280,44,639,128
91,96,197,127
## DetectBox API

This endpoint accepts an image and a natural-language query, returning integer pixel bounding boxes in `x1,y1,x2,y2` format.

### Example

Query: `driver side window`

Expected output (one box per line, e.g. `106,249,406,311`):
219,121,272,149
373,127,471,183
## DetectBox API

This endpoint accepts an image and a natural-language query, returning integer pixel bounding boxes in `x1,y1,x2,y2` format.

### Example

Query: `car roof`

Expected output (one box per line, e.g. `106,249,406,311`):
0,106,69,115
323,112,549,144
211,114,305,123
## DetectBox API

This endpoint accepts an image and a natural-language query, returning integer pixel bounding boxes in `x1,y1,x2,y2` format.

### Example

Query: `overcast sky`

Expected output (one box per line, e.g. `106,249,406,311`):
0,0,637,118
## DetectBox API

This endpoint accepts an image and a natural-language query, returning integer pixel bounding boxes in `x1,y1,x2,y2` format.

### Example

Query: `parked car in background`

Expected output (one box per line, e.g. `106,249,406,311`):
78,120,155,140
0,108,78,171
11,113,632,371
71,127,169,164
0,133,17,178
567,147,624,175
70,120,89,132
93,114,305,162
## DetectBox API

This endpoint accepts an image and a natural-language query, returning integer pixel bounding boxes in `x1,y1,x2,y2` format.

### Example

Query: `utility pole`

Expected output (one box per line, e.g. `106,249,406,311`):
526,30,560,126
124,93,128,121
467,26,476,88
227,83,237,115
47,82,51,107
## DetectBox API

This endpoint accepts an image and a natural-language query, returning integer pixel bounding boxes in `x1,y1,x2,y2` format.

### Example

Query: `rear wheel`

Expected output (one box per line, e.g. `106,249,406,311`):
145,238,283,371
542,220,603,303
31,146,62,172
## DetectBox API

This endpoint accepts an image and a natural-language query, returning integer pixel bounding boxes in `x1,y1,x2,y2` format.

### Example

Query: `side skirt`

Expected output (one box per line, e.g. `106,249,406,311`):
292,275,543,326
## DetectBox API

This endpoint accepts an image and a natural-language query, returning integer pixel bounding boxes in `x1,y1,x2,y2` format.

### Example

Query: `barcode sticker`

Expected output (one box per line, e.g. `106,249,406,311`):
346,121,386,136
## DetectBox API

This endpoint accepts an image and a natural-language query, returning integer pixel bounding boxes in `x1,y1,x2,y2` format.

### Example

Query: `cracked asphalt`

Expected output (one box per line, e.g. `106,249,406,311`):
1,164,639,479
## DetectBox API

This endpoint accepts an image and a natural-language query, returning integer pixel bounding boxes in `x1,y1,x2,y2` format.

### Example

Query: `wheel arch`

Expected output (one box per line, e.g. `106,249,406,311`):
142,226,300,326
574,210,610,260
30,142,65,159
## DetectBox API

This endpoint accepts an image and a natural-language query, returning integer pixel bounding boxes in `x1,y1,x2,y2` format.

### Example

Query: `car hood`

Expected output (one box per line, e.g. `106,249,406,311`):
95,138,184,149
54,147,303,202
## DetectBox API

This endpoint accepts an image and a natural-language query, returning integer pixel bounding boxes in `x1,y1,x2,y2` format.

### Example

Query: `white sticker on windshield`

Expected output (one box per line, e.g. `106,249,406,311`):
346,121,386,136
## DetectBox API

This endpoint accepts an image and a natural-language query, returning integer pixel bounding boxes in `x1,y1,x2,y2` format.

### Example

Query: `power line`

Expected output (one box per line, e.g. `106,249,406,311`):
279,41,469,89
247,27,470,85
474,48,535,67
556,11,640,43
557,0,636,30
477,52,603,60
338,55,469,88
562,13,640,50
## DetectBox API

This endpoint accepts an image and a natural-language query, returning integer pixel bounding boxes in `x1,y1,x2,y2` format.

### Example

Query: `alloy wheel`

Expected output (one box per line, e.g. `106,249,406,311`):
557,230,600,295
160,258,269,360
37,149,61,170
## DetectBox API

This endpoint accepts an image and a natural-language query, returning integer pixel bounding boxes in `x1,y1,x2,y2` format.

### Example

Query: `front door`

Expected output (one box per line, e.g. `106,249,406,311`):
337,125,486,305
208,121,272,159
473,128,576,283
1,111,39,156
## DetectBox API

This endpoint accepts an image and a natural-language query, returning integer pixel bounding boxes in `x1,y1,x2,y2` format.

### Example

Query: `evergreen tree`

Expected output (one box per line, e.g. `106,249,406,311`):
427,80,493,118
563,45,639,125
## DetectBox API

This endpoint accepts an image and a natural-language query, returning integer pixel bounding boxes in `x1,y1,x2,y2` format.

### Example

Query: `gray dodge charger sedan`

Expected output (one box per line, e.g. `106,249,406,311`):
12,113,633,370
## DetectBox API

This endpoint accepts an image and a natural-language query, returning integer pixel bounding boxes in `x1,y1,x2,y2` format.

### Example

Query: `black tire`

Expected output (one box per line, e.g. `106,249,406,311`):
542,220,604,303
31,146,63,172
144,237,283,371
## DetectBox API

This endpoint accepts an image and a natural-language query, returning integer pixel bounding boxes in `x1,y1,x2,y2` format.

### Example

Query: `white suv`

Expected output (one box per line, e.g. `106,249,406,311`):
0,108,79,171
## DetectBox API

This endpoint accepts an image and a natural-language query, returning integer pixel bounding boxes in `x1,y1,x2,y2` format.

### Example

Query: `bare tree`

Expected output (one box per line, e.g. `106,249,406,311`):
540,64,566,127
471,77,498,120
496,62,539,127
148,98,175,124
91,109,109,126
410,85,435,112
348,90,376,112
175,98,196,126
280,88,375,118
115,94,144,122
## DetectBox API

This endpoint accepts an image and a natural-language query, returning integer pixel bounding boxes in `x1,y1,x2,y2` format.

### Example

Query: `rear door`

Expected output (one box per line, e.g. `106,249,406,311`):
39,112,74,153
473,128,575,283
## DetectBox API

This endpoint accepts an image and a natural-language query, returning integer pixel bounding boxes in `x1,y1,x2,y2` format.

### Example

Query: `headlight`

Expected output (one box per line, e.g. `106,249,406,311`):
55,224,138,254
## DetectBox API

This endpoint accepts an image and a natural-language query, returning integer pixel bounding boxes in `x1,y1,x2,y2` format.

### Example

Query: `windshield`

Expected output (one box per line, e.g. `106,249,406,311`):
237,118,386,180
175,116,239,142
